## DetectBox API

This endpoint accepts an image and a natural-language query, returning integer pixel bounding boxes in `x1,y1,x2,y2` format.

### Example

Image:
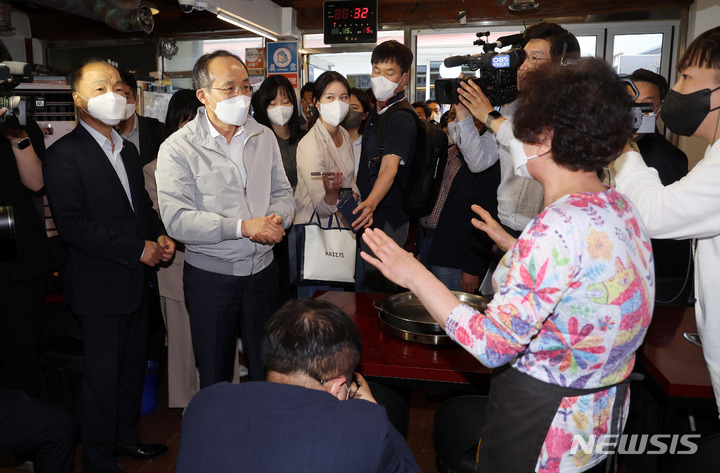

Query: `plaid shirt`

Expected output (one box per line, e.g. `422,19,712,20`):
419,145,462,229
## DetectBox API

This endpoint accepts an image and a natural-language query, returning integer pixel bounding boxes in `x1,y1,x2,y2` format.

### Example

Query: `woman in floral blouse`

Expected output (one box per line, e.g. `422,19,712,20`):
361,58,654,473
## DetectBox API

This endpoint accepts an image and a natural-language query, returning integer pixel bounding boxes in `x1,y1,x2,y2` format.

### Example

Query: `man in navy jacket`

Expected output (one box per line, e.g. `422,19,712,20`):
177,298,420,473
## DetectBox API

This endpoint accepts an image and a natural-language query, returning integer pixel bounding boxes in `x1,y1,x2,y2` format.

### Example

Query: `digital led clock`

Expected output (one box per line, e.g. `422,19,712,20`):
323,0,378,44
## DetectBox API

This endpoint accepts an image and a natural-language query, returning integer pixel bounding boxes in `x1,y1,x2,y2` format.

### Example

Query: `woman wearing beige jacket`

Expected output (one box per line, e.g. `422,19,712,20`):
293,71,371,297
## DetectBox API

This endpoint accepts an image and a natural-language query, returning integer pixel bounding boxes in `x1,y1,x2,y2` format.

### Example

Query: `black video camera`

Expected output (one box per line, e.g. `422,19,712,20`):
621,75,656,135
0,205,16,263
0,205,14,239
0,61,33,128
435,32,525,107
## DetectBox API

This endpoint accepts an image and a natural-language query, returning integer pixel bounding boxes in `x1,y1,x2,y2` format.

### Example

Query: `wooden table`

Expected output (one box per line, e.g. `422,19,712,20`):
314,293,713,400
314,291,491,387
637,305,713,399
636,305,715,473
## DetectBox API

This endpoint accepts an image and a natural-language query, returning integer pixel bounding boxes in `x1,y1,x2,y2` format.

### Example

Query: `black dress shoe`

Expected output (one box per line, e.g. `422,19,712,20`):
114,443,168,460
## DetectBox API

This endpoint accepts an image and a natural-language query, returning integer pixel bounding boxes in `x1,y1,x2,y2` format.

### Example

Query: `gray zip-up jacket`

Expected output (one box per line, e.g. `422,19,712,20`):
156,107,294,276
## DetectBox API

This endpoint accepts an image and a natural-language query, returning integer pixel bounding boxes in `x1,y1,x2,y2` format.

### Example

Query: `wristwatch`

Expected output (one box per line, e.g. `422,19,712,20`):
485,110,503,130
11,137,31,150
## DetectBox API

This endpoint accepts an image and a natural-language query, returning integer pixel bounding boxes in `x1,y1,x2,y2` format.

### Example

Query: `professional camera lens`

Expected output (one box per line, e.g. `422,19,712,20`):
0,205,15,239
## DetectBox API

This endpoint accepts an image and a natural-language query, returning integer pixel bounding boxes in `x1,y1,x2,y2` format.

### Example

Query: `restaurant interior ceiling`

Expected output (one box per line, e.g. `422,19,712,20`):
14,0,691,42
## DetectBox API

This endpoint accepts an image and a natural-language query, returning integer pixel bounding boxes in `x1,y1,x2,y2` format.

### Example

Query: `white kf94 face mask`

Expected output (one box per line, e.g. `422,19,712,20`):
509,138,540,180
206,93,251,127
78,91,128,126
267,105,294,126
123,103,137,121
370,74,403,102
319,100,350,127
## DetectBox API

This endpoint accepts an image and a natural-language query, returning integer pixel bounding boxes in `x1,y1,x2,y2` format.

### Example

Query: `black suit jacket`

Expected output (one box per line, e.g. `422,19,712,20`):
43,123,165,316
428,155,501,277
637,129,688,186
136,115,164,167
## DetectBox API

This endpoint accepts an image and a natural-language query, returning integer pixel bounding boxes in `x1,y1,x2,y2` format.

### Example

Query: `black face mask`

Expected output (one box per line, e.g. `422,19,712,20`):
341,109,364,130
661,85,720,136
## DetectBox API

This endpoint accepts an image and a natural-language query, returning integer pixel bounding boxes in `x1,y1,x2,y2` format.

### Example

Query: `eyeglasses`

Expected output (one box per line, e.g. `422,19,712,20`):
345,376,362,400
525,54,551,65
319,375,362,400
207,84,254,98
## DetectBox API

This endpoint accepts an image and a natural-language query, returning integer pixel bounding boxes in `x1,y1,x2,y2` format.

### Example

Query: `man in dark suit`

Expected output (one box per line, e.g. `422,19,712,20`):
176,298,420,473
117,70,164,167
43,58,175,473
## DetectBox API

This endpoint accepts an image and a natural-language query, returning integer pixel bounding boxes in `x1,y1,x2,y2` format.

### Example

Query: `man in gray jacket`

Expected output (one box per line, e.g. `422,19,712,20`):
156,50,294,385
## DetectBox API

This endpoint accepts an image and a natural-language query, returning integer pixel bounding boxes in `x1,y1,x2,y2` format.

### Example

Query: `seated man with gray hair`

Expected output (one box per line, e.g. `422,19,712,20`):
176,298,420,473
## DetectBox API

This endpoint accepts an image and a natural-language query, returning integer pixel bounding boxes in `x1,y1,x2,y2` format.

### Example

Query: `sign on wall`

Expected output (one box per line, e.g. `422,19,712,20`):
245,47,265,72
267,41,298,88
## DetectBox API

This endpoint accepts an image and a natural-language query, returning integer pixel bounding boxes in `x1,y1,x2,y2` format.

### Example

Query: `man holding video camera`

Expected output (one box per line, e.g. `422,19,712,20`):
451,22,580,236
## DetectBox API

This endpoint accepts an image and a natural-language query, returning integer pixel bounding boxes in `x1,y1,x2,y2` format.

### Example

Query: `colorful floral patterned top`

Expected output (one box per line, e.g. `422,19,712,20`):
445,188,654,473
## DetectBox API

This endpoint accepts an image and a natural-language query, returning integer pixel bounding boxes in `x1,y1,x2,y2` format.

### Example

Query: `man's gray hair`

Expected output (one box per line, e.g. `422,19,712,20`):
192,49,248,90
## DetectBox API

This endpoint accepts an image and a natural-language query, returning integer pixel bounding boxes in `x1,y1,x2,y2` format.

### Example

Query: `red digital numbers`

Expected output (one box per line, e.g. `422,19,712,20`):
334,6,369,20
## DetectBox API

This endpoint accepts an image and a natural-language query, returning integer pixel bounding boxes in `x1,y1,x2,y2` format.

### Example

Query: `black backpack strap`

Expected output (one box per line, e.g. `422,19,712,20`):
377,101,416,157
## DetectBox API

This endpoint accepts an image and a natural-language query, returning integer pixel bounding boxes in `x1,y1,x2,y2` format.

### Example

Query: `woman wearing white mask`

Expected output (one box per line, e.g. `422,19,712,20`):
293,71,367,297
251,75,305,190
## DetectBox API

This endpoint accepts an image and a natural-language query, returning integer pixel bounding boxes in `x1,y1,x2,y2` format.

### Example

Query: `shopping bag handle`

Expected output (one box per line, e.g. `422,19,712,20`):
309,210,344,230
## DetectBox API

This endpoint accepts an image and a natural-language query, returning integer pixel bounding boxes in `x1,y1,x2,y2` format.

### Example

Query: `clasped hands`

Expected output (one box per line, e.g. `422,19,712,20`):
243,213,285,245
141,235,176,267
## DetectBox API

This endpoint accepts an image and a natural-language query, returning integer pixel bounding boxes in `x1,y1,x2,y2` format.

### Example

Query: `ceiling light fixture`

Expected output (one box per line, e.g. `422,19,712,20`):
216,10,279,42
508,0,539,12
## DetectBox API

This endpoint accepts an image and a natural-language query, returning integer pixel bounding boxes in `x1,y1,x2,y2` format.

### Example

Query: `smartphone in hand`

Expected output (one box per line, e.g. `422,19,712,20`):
337,192,359,232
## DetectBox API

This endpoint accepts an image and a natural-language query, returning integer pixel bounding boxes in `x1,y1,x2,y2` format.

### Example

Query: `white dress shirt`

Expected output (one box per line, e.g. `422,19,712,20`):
80,119,134,210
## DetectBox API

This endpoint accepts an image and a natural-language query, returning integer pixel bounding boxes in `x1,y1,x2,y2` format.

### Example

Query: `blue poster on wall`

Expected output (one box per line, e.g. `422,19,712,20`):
267,41,298,75
267,41,298,87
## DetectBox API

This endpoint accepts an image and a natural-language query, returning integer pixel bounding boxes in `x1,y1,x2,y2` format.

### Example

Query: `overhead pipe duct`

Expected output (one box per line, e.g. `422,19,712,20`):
28,0,155,33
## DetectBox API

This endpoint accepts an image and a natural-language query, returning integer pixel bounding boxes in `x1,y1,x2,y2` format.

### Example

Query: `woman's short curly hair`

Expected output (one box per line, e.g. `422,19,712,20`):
512,58,633,172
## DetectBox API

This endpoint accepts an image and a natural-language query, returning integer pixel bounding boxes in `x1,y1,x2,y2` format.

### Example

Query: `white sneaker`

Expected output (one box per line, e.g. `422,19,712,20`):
238,364,249,377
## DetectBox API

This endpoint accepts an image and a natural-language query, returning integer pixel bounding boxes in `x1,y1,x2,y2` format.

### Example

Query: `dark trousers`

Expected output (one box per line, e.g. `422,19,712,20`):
0,274,46,397
77,282,151,473
0,389,77,473
184,261,279,386
273,232,296,304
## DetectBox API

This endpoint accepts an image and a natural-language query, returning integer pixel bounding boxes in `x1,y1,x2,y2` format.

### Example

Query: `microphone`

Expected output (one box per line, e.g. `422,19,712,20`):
443,55,472,68
482,33,525,51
